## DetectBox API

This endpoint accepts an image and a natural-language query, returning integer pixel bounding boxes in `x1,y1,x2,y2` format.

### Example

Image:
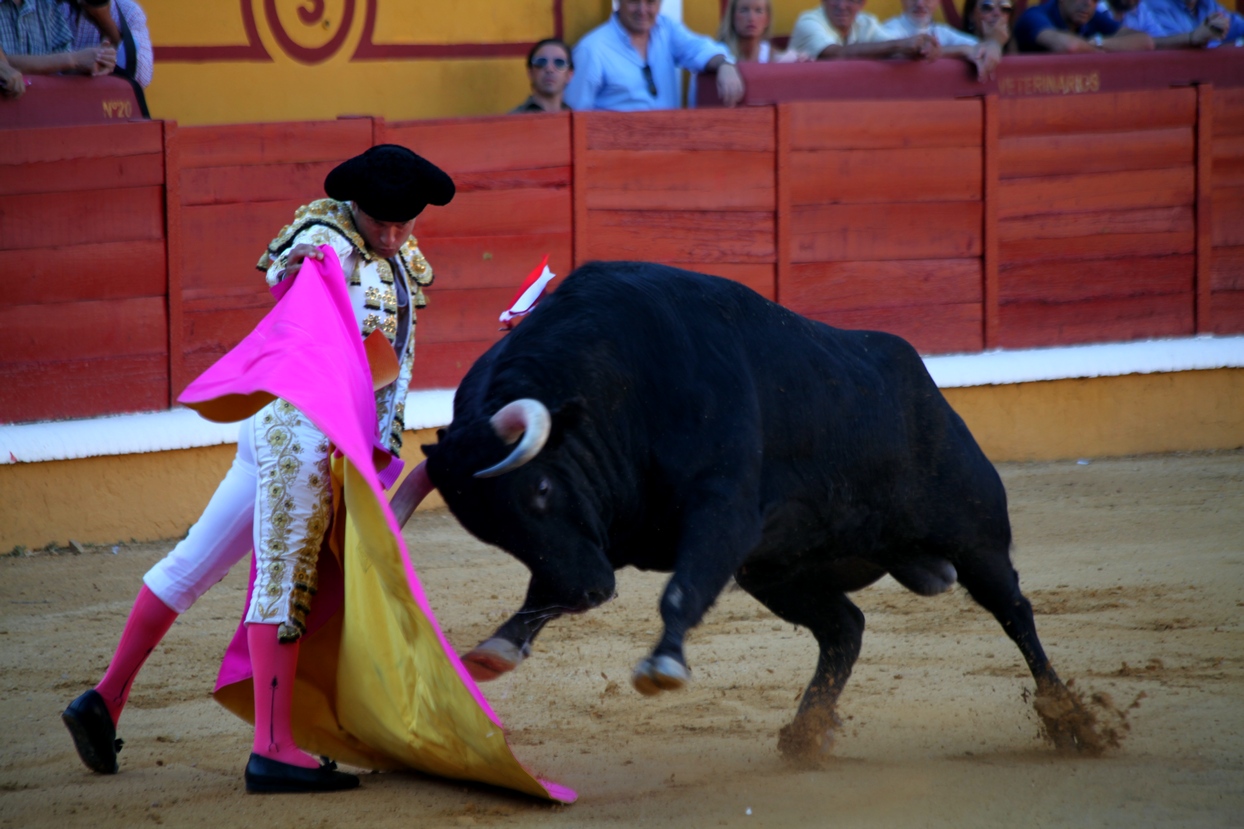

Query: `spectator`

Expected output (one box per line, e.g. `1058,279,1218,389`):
0,0,114,76
1014,0,1154,51
512,37,574,113
1121,0,1244,48
960,0,1019,50
717,0,805,62
0,44,25,96
63,0,153,88
880,0,1004,77
564,0,744,112
790,0,941,60
1097,0,1138,21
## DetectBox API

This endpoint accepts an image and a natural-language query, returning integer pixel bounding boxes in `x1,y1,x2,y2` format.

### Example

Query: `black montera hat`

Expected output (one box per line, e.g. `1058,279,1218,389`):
324,144,455,223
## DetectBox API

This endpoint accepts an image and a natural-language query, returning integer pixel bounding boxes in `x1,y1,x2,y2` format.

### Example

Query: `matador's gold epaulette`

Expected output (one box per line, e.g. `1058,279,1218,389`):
256,199,371,271
397,238,433,289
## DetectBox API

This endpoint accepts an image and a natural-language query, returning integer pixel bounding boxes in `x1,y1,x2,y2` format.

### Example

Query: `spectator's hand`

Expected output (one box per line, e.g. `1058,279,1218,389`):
773,49,814,63
69,46,116,76
282,244,325,280
971,40,1003,80
899,34,941,61
716,62,745,108
0,60,24,99
1197,12,1229,44
91,44,117,76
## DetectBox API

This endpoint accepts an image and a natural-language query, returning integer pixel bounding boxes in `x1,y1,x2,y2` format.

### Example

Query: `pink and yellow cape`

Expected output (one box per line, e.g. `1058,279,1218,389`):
178,248,573,803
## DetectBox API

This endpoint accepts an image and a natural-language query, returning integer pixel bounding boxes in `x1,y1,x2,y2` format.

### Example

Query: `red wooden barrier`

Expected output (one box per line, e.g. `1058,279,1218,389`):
996,88,1198,347
0,120,168,422
1212,87,1244,334
575,108,777,300
2,51,1243,426
171,119,373,398
784,98,983,354
382,112,573,389
0,75,142,128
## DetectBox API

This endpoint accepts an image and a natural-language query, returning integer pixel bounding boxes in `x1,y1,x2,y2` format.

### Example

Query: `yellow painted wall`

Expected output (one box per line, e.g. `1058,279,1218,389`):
141,0,912,125
3,371,1241,551
943,369,1244,463
0,428,444,552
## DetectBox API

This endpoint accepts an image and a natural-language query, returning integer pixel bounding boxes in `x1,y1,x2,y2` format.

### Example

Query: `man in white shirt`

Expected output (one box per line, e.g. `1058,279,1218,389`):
790,0,940,59
879,0,1005,77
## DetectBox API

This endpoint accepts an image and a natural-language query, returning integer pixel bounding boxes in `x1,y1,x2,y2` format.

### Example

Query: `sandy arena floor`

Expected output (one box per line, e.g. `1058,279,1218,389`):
1,451,1242,828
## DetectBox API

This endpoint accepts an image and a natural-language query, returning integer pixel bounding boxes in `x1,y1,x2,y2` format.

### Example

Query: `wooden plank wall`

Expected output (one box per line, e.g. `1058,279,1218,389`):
0,121,169,422
574,108,777,300
382,113,573,389
1211,87,1244,334
3,89,1241,426
172,119,373,397
783,99,985,354
995,89,1199,347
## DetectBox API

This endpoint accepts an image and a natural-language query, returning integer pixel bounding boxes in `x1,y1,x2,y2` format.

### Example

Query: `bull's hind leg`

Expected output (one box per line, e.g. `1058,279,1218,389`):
736,566,869,763
955,548,1097,752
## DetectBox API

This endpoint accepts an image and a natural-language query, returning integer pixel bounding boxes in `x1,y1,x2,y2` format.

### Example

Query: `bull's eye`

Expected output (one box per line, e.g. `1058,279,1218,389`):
533,477,552,513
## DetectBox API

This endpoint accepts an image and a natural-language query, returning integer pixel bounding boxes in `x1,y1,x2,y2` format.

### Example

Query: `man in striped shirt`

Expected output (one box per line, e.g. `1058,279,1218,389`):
0,0,113,76
63,0,152,88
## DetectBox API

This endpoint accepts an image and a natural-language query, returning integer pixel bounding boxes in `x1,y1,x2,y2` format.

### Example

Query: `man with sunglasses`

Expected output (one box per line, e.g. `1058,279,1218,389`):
565,0,744,111
512,38,575,114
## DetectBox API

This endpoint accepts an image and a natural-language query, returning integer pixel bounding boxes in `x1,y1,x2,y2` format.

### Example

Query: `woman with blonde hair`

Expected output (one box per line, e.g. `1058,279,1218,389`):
717,0,806,62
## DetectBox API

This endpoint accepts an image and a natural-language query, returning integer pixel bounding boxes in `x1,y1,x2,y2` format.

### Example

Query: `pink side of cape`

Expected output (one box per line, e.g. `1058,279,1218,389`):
177,249,506,732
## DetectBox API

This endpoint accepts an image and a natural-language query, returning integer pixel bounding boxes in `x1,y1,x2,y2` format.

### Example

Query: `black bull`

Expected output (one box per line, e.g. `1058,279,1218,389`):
422,261,1094,757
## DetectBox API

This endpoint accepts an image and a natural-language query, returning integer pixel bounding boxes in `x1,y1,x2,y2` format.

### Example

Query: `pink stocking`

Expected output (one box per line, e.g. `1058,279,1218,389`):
247,623,318,768
94,585,178,725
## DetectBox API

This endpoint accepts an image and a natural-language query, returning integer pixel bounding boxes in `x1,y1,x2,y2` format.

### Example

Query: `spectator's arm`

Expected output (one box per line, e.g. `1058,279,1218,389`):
563,41,602,112
943,39,1003,79
0,48,25,99
7,45,116,76
1032,28,1099,52
1149,18,1221,48
1101,27,1154,51
815,34,941,60
82,1,123,46
123,0,154,87
703,54,744,107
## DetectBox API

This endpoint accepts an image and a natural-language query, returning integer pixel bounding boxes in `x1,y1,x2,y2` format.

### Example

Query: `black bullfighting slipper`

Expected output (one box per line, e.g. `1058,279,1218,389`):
61,689,122,774
244,753,360,794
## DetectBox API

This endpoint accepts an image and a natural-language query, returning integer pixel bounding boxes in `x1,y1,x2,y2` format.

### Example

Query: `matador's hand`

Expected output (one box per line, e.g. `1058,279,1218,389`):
282,243,324,280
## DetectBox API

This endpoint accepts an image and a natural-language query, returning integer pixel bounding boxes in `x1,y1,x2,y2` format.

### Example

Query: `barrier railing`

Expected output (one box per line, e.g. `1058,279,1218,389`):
1,52,1241,424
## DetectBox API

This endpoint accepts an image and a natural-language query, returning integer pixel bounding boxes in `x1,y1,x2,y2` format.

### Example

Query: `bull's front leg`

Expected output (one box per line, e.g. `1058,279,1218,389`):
632,489,762,696
462,581,564,682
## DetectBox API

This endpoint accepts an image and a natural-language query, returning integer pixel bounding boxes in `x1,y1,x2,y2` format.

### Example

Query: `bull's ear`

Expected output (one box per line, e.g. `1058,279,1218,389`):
421,441,440,459
545,397,586,451
420,427,447,453
436,427,447,441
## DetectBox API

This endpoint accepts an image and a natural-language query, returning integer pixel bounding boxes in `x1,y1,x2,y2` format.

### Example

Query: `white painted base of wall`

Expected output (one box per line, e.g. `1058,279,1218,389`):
3,337,1243,465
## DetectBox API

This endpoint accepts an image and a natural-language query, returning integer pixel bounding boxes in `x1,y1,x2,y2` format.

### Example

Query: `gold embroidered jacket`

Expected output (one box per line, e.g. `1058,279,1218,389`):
257,199,433,454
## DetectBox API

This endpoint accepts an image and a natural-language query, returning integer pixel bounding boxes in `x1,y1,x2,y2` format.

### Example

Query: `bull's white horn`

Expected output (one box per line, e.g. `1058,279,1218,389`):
473,398,552,478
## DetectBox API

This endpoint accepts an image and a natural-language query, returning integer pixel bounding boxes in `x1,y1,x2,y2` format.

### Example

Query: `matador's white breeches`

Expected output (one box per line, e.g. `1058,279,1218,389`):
144,400,333,642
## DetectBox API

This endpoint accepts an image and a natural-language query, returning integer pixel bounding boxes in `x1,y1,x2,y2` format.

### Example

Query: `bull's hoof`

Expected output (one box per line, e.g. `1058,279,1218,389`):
1033,683,1126,757
631,654,689,696
777,708,842,767
462,638,524,682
